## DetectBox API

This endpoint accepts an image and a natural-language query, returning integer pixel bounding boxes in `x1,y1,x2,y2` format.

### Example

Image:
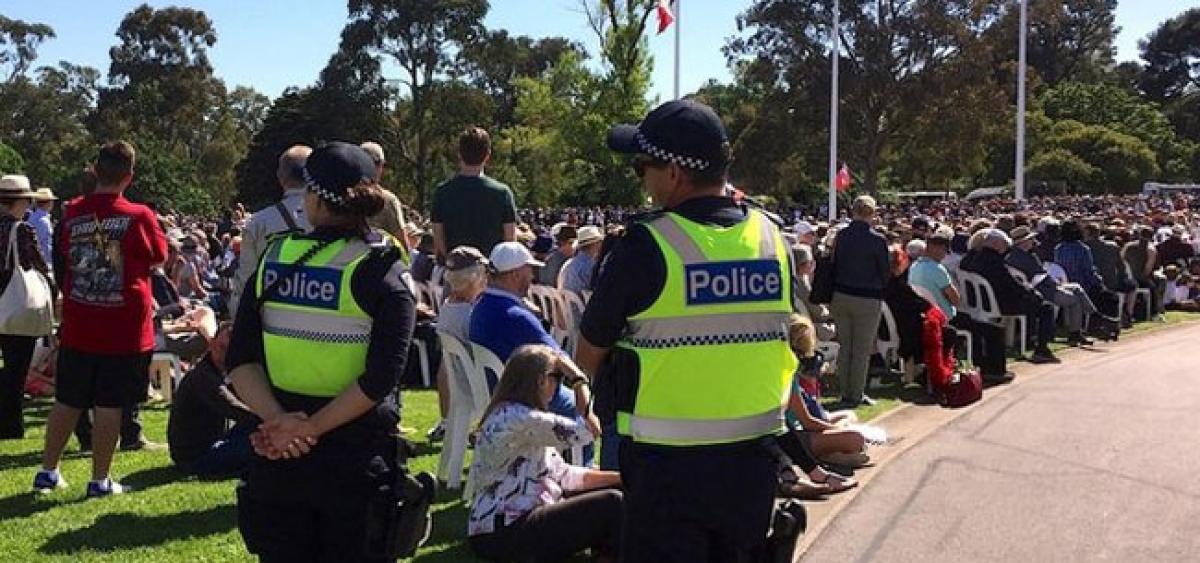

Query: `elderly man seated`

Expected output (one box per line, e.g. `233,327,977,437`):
960,229,1060,364
558,226,604,293
470,242,594,465
1006,226,1112,345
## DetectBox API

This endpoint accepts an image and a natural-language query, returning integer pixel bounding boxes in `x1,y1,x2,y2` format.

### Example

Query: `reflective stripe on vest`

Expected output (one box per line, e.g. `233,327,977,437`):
618,407,784,444
616,210,797,446
257,237,374,397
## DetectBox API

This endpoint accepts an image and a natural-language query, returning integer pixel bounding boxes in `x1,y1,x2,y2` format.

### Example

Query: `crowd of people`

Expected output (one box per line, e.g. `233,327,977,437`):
1,98,1199,561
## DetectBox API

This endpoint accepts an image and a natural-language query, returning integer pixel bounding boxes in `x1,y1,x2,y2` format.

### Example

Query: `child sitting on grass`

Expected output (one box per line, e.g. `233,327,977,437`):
786,314,871,468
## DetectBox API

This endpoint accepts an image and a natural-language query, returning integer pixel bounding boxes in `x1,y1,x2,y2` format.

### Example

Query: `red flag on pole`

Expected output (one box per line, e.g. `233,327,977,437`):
835,163,853,192
656,0,675,34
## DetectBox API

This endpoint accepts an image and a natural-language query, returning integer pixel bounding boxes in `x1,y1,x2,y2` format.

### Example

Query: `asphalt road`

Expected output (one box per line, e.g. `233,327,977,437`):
802,322,1200,563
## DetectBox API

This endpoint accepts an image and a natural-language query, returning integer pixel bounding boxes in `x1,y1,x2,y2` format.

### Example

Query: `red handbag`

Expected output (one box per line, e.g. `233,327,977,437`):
936,367,982,408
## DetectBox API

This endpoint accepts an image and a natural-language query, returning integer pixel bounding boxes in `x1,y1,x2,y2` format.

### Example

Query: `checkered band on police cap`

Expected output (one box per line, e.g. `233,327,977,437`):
635,131,711,171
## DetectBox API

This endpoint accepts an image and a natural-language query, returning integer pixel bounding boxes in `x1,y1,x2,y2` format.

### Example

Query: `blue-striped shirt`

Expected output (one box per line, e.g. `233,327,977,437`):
1053,241,1103,291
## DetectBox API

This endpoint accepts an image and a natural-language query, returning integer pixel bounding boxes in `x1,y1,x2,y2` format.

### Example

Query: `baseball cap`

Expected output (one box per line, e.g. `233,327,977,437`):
793,220,815,237
489,242,544,274
445,246,488,271
607,99,730,173
304,141,377,207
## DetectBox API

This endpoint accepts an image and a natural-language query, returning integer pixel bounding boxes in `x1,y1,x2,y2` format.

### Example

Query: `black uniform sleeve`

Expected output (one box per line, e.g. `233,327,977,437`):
352,248,416,402
579,224,665,348
226,271,266,371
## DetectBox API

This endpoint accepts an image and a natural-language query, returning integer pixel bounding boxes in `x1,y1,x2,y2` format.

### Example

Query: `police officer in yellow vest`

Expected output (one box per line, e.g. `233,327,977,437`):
227,142,427,562
576,100,797,561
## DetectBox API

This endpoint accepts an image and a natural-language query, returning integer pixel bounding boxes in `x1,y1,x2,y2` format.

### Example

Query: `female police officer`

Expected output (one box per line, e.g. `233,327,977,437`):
226,141,418,562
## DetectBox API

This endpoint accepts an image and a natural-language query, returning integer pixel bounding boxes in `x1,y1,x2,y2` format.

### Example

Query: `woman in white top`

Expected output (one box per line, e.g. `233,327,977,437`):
468,345,621,562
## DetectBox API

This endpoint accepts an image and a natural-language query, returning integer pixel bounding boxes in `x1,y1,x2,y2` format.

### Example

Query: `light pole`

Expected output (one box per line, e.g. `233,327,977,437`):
673,0,681,99
1015,0,1028,201
828,0,840,221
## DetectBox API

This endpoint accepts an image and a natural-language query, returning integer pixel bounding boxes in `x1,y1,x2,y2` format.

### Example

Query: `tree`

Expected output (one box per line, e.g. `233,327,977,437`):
1040,81,1190,180
0,141,23,174
727,0,1005,194
235,45,391,209
1029,118,1159,193
456,30,583,127
0,60,100,191
0,16,55,82
1138,7,1200,103
342,0,489,208
92,4,222,158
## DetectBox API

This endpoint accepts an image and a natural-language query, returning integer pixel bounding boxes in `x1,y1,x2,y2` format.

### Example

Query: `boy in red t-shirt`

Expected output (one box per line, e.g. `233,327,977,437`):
34,141,168,497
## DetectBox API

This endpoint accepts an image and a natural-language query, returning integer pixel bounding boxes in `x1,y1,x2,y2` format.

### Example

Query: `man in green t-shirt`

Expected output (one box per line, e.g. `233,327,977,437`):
431,127,518,261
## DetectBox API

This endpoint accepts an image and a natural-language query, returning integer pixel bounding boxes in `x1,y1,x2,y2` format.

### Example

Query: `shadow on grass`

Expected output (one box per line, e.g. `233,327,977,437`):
39,504,237,554
0,449,45,471
122,465,185,492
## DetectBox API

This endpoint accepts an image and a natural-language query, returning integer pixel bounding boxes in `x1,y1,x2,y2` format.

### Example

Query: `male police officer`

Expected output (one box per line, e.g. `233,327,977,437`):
575,100,797,561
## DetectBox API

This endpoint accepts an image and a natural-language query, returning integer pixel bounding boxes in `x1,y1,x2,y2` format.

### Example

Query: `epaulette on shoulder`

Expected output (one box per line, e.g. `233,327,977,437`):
741,198,786,228
624,209,667,226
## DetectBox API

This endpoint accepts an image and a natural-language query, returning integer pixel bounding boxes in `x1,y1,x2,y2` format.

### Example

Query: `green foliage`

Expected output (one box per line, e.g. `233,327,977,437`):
126,139,218,216
0,141,24,174
1138,7,1200,103
1030,119,1160,193
0,15,55,81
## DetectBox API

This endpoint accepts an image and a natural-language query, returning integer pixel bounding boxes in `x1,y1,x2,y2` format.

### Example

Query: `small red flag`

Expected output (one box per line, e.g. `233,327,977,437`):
656,0,675,34
836,164,853,192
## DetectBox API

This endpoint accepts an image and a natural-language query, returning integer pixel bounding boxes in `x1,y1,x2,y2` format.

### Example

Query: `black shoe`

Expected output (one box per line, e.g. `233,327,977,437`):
982,371,1016,384
120,439,164,452
1067,332,1094,347
1030,348,1061,364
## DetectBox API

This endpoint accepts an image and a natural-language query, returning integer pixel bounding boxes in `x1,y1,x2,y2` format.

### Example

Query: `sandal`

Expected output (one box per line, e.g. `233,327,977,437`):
811,470,858,493
779,466,830,500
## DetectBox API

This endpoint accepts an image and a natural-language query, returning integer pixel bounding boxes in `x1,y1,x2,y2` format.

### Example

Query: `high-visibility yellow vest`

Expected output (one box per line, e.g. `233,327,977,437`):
255,236,376,397
615,209,796,446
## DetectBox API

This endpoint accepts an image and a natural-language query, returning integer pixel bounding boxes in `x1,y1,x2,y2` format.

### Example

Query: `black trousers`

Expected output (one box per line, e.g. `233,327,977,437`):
0,334,36,438
619,437,777,563
237,435,399,563
469,488,623,562
950,314,1007,376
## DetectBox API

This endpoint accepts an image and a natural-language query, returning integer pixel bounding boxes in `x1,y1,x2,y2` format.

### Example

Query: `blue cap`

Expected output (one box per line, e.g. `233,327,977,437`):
607,100,730,172
303,141,377,207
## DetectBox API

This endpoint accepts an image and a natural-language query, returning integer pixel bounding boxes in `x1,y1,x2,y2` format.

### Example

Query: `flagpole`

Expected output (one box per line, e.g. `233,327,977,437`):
1015,0,1027,201
828,0,840,221
673,0,681,99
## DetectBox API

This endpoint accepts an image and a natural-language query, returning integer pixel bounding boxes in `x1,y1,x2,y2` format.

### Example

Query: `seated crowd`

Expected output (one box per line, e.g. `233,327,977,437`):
5,137,1200,562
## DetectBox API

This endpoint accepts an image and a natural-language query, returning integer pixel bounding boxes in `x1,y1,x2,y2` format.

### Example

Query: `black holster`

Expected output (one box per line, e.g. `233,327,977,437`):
363,437,437,559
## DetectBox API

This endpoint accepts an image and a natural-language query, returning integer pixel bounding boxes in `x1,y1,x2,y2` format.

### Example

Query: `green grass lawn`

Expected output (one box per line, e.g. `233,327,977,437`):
0,389,485,562
6,313,1194,561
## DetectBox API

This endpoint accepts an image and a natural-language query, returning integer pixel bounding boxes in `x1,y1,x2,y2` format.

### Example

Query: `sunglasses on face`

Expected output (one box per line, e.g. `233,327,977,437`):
632,155,669,178
547,370,565,384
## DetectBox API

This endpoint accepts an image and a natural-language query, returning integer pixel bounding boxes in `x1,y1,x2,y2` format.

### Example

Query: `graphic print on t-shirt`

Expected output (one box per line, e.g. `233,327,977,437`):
66,214,132,306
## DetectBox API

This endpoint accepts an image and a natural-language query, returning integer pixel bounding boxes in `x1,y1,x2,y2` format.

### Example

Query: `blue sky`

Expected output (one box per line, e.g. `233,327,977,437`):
2,0,1189,102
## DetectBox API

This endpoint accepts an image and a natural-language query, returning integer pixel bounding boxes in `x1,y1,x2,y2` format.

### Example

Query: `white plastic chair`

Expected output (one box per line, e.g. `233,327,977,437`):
149,352,181,402
958,271,1027,356
877,302,902,371
436,331,477,490
464,343,507,498
528,285,567,329
559,291,588,355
